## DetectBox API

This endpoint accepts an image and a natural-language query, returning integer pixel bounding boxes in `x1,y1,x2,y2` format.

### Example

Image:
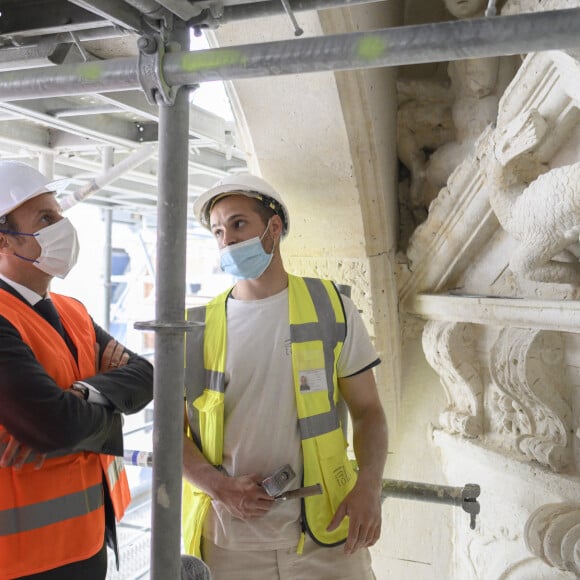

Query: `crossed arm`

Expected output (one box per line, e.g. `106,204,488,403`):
0,316,153,467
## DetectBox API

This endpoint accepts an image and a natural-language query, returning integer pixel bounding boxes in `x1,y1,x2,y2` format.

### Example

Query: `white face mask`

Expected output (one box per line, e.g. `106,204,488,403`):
29,218,80,279
219,219,274,280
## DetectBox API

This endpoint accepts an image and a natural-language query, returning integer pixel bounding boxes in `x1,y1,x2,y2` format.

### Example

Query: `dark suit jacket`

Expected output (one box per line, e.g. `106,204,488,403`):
0,279,153,455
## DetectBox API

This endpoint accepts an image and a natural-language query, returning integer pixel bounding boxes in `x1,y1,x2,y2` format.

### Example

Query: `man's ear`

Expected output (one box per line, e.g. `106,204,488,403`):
270,214,284,240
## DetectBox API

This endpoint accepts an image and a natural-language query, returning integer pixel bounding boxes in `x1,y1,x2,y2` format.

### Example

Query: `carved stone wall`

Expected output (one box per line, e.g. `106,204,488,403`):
399,35,580,580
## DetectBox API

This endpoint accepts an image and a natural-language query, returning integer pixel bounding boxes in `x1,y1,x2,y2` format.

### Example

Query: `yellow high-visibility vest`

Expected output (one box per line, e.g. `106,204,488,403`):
182,275,356,558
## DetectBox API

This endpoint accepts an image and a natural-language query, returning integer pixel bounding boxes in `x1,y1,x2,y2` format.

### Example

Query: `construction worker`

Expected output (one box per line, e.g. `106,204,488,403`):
183,173,388,579
0,161,154,579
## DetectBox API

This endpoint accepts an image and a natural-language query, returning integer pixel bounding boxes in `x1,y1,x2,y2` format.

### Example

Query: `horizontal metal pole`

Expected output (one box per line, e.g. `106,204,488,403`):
166,8,580,83
124,449,479,508
381,479,480,506
0,56,139,100
0,8,579,101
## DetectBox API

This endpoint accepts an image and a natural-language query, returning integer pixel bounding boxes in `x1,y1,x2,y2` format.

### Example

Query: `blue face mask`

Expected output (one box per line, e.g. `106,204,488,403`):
219,220,274,280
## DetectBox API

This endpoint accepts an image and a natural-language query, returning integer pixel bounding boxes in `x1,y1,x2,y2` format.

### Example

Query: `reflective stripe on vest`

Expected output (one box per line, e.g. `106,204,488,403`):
0,448,129,522
0,483,103,536
182,275,354,556
101,455,131,521
0,444,71,466
184,295,228,451
292,277,346,441
106,456,123,488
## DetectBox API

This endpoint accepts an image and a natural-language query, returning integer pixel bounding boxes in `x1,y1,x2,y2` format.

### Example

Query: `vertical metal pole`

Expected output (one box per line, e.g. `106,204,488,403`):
150,23,190,580
102,146,114,332
38,152,54,179
102,209,113,331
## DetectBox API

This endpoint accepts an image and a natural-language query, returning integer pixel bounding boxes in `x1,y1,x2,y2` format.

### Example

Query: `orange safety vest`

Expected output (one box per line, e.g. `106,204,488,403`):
0,290,131,578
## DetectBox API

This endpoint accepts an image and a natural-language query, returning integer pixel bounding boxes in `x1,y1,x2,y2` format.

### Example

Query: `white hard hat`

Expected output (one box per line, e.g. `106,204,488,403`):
0,161,66,221
193,173,290,237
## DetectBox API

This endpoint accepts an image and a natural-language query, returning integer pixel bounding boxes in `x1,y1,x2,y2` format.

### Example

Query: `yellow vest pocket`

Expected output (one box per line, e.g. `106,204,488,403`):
193,390,225,466
182,480,212,559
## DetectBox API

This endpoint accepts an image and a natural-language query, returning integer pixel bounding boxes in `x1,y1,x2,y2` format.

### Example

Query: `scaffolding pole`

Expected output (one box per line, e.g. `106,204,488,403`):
0,9,579,101
145,23,190,580
101,146,114,333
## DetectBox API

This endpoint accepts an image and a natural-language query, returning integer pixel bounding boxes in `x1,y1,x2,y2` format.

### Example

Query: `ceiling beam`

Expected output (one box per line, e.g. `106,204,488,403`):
67,0,144,32
0,1,112,39
0,120,52,151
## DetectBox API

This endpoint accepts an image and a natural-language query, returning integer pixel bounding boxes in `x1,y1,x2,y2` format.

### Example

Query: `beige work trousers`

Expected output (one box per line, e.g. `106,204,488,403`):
201,535,375,580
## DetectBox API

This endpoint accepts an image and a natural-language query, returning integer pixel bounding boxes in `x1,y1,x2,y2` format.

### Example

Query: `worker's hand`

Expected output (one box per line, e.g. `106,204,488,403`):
99,339,129,372
0,427,46,470
214,473,275,520
326,473,382,555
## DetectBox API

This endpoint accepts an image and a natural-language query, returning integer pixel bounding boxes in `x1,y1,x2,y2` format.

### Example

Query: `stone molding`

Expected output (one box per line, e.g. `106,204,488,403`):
408,293,580,333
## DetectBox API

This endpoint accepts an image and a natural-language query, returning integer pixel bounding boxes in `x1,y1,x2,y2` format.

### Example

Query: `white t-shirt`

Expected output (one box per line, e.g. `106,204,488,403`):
204,287,379,550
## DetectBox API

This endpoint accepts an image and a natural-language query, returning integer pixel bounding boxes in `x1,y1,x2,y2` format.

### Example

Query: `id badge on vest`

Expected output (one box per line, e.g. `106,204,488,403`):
296,347,328,394
298,368,327,393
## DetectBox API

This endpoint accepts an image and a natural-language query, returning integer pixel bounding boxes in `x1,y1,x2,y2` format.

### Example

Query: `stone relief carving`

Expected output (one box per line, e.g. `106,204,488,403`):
402,44,580,580
397,77,454,224
488,328,572,471
422,320,483,437
481,110,580,284
402,51,580,300
525,503,580,575
397,0,519,233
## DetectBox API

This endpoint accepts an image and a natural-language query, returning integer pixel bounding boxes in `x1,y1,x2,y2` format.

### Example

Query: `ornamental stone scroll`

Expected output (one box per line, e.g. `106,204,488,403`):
422,320,483,438
488,328,572,471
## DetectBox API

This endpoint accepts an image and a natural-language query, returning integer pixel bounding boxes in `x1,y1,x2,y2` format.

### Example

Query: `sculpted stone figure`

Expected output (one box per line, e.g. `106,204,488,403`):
397,79,455,224
483,110,580,284
397,0,519,215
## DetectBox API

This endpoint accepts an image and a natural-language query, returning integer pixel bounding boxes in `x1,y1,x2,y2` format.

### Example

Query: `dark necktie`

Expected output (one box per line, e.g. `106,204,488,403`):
34,298,65,338
34,298,78,359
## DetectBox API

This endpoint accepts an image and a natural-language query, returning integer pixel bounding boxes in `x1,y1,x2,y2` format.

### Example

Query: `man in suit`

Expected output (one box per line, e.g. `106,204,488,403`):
0,160,154,579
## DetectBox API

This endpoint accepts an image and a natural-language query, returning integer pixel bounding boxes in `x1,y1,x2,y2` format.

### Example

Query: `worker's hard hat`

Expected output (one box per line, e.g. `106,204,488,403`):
193,173,290,236
0,161,66,221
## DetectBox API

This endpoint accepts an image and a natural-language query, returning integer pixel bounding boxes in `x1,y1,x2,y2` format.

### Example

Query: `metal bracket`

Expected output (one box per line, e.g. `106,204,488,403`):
137,33,177,106
461,483,481,530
